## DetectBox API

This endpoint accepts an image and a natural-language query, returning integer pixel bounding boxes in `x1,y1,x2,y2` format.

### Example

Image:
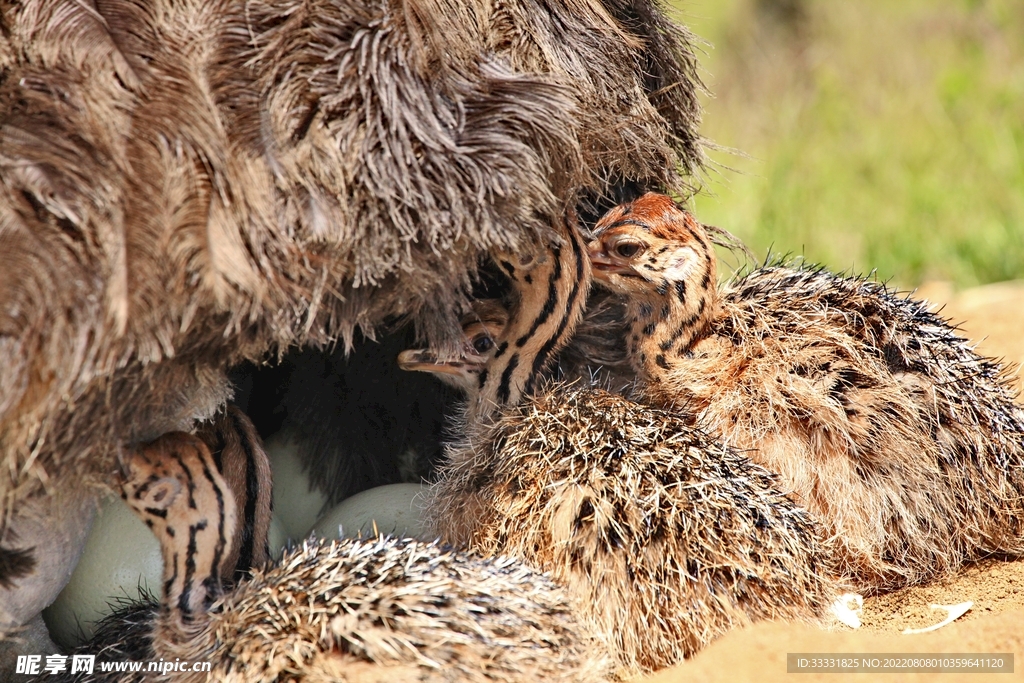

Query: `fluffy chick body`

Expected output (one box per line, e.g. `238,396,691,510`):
589,193,1024,592
429,384,836,675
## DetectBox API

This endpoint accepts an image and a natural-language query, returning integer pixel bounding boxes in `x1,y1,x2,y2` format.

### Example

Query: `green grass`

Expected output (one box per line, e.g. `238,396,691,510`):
672,0,1024,288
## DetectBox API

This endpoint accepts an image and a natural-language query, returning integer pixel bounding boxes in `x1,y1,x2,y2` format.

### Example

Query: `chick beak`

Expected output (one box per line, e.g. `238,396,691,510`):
398,349,460,377
397,348,487,377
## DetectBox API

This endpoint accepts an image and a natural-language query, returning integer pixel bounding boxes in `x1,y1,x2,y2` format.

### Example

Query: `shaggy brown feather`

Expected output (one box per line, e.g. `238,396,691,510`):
0,0,705,591
705,266,1024,590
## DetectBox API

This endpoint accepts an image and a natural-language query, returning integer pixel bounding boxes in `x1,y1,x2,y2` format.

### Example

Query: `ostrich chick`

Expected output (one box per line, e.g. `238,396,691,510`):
402,244,836,675
118,431,609,683
588,192,1024,592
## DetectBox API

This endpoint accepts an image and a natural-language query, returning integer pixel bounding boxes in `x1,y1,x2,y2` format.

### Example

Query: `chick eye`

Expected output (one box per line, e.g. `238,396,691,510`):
612,240,644,259
472,336,494,353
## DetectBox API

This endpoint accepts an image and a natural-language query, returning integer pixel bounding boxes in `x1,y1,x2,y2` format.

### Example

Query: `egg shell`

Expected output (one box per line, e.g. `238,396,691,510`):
265,431,328,540
312,483,432,542
268,513,290,559
43,499,293,649
42,495,161,648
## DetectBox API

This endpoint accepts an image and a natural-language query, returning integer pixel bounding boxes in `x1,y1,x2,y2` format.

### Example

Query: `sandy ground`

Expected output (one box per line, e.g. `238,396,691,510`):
643,281,1024,683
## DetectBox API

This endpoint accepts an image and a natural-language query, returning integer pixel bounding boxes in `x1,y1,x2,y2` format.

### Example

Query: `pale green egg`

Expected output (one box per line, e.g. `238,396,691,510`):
268,511,290,559
265,431,328,541
43,496,292,649
42,495,161,649
312,483,432,541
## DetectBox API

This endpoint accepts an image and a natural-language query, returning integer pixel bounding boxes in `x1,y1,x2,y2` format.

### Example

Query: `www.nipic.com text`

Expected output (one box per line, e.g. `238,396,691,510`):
16,654,213,676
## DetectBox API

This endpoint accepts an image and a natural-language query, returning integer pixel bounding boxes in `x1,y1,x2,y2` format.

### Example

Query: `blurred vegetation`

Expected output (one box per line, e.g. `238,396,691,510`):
674,0,1024,288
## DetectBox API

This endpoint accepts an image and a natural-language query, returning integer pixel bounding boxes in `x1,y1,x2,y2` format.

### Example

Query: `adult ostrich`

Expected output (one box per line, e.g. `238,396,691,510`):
0,0,706,650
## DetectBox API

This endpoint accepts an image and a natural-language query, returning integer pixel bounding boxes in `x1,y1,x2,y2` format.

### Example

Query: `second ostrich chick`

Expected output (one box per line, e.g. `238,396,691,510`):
588,192,1024,592
112,431,611,683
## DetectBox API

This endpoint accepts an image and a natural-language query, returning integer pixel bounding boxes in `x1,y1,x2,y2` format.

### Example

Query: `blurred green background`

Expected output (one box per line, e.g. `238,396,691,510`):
675,0,1024,289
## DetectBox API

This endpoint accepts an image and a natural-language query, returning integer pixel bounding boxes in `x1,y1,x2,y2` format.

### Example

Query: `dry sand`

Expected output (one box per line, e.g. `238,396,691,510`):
643,281,1024,683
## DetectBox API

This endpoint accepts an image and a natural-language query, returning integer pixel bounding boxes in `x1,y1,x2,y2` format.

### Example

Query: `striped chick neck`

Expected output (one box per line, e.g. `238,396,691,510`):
472,211,592,419
195,406,273,585
122,432,237,624
588,193,717,386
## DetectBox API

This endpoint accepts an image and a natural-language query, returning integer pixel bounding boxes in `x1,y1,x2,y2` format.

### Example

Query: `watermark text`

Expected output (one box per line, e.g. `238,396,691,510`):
16,654,212,677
